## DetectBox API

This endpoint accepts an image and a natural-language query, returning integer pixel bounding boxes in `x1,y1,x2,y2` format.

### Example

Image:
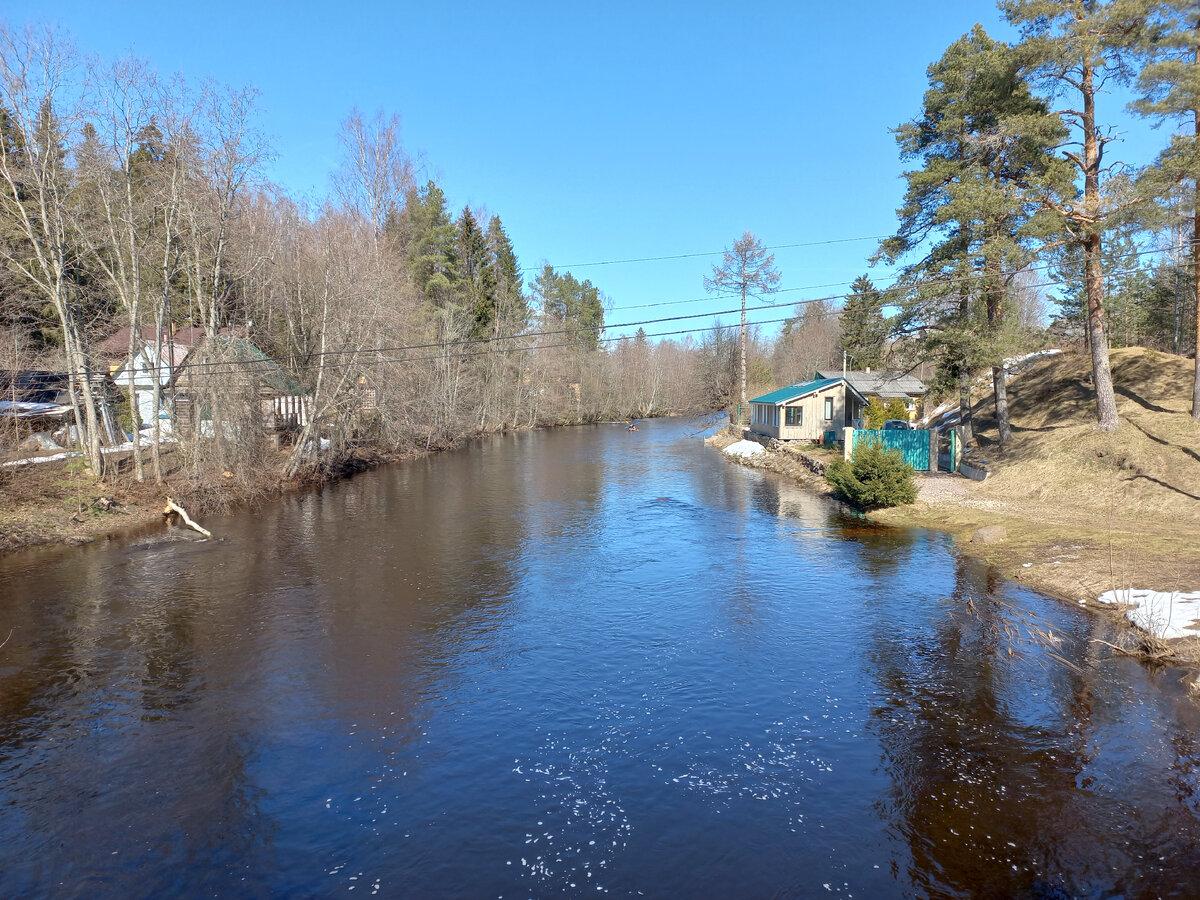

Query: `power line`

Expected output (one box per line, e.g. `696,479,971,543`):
556,234,891,269
65,242,1191,385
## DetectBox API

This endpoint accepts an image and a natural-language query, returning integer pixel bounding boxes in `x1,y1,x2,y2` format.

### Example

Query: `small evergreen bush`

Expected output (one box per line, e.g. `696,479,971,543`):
826,439,917,509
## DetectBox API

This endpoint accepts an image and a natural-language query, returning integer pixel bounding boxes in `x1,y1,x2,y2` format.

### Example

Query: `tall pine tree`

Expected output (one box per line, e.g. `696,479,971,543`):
839,274,888,369
1131,0,1200,417
1002,0,1144,431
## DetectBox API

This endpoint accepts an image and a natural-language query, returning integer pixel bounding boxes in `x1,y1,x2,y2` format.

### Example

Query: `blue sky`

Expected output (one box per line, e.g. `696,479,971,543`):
6,1,1169,339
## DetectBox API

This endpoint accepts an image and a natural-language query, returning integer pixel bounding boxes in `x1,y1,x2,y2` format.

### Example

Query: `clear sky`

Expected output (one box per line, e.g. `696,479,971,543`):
4,1,1168,339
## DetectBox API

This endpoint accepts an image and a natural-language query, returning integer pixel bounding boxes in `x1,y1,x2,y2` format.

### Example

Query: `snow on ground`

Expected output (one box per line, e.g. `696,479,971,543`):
1095,589,1200,640
1,434,178,468
723,439,765,459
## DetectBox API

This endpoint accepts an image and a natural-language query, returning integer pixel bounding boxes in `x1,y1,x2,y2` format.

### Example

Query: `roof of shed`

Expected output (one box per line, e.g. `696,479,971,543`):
750,377,845,405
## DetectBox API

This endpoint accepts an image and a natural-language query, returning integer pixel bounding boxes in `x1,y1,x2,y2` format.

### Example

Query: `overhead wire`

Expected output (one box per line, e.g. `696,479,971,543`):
65,238,1194,383
113,249,1191,382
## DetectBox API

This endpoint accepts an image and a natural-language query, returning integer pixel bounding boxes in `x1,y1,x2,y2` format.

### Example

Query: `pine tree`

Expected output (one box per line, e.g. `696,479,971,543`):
398,180,458,306
881,25,1071,444
1131,0,1200,417
839,274,888,369
1002,0,1145,431
532,265,604,351
703,231,780,410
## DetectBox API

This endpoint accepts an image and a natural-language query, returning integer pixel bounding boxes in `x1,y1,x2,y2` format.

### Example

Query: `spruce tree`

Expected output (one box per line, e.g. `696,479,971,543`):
456,206,496,340
486,215,528,336
839,274,888,369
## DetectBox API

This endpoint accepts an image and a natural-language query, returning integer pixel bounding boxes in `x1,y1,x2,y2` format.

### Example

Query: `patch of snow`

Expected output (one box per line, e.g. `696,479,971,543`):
1,450,78,468
1,433,178,467
723,439,765,459
1096,588,1200,640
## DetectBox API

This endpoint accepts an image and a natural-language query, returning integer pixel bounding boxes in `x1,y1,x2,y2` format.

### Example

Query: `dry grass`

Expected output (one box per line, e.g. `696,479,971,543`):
869,348,1200,660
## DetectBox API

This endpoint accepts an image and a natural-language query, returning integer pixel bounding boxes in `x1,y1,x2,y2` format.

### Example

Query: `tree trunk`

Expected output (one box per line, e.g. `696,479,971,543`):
992,365,1011,446
1081,63,1119,431
1084,232,1119,430
1193,108,1200,420
958,364,974,447
126,313,145,483
739,282,747,418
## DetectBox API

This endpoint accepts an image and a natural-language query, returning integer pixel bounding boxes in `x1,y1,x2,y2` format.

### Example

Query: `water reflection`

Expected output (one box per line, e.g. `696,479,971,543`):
1,417,1200,897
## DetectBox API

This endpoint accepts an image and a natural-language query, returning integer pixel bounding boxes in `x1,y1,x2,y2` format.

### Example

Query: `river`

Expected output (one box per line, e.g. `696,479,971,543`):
1,417,1199,898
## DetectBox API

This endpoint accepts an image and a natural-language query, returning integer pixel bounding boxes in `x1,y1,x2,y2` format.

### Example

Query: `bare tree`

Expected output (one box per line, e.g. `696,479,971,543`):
76,54,158,481
182,83,268,339
334,108,413,247
0,24,104,473
704,231,780,418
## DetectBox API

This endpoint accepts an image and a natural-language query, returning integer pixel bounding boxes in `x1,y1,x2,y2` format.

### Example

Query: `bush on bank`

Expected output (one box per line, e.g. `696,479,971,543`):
826,440,917,510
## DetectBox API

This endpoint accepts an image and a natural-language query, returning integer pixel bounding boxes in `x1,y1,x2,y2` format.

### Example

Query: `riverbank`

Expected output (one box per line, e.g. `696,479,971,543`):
0,443,407,554
707,347,1200,664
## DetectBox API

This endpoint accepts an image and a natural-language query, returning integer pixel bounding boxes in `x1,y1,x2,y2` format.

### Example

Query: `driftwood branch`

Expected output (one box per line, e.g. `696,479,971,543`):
164,497,213,539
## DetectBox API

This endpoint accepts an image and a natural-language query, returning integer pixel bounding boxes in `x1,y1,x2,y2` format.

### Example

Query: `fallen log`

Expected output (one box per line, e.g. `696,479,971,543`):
164,497,213,539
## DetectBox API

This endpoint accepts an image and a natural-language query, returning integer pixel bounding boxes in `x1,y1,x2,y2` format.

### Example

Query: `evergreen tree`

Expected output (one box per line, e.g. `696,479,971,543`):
486,214,528,336
1131,0,1200,416
703,231,780,409
839,274,888,369
532,264,604,351
456,206,496,340
398,180,458,306
1002,0,1145,431
881,25,1071,444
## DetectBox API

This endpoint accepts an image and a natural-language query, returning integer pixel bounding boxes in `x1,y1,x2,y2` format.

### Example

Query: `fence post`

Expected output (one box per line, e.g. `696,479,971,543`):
928,428,937,472
842,426,854,460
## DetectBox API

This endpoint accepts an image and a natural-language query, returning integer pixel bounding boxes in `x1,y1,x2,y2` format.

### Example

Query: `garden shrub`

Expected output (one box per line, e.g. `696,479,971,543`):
864,396,888,429
826,439,917,509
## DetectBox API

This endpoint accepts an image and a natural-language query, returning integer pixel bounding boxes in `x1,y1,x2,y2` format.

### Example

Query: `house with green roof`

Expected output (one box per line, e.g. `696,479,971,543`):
748,377,865,442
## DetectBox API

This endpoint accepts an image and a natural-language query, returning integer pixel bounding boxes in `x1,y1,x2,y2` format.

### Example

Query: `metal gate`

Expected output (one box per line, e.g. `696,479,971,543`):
852,429,932,471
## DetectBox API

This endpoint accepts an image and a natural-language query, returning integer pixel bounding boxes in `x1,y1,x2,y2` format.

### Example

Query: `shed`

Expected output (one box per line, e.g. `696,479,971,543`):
748,377,864,442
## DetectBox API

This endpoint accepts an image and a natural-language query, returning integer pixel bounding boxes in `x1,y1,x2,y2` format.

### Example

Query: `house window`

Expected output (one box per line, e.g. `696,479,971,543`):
785,406,803,426
824,396,834,420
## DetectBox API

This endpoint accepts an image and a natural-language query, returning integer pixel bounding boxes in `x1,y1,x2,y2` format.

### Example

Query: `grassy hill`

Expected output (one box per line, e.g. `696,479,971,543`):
873,347,1200,606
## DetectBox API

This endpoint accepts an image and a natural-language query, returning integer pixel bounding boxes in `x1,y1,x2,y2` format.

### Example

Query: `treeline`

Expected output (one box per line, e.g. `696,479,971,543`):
0,25,706,486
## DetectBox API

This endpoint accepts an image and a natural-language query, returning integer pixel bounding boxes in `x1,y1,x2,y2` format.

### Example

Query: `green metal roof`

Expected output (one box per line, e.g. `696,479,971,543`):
750,377,844,405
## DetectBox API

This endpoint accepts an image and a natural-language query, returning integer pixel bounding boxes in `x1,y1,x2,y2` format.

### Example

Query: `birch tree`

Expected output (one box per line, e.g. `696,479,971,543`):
0,25,104,473
76,56,158,480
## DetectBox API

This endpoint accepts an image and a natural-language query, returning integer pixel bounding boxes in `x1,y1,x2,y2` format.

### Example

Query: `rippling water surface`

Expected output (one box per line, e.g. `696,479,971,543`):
2,418,1200,898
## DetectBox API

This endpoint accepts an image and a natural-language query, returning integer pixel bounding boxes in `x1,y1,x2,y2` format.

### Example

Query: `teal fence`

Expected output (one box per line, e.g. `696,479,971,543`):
852,429,932,471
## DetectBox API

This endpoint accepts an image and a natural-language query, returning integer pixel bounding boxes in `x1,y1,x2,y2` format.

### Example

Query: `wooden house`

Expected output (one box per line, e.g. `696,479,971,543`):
748,377,864,442
173,336,311,436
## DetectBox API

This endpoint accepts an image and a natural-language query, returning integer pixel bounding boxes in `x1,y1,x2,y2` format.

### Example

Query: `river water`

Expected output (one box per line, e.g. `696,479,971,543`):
2,417,1199,899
